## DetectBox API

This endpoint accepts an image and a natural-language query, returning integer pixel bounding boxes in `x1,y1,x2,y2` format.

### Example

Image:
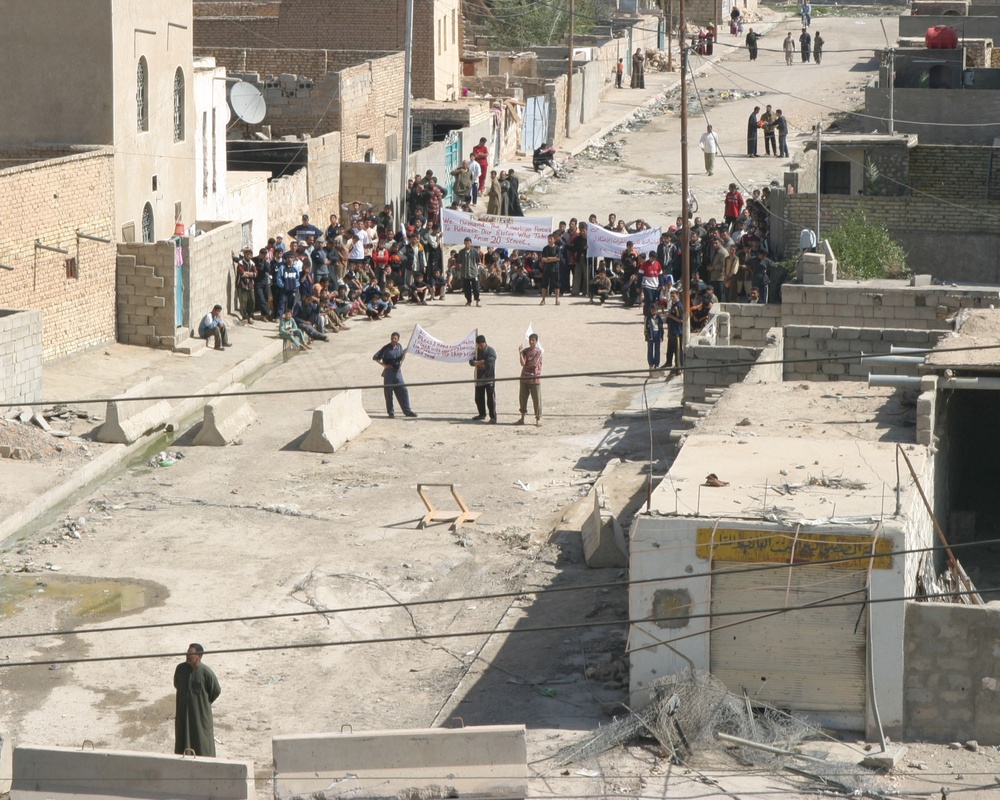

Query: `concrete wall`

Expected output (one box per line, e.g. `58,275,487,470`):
0,310,43,406
782,325,948,382
866,85,1000,145
904,601,1000,744
718,302,782,347
682,343,762,405
226,170,270,252
184,220,244,329
194,57,230,223
268,170,310,241
784,195,1000,281
0,148,117,359
743,327,783,384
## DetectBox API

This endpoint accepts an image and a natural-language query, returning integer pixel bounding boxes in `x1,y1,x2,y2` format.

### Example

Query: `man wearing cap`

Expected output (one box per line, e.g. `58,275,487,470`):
287,214,323,242
275,251,301,318
469,334,497,423
232,248,257,324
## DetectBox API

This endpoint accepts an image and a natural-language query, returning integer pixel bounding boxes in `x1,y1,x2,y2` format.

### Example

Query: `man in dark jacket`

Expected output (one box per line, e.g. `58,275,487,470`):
469,334,498,423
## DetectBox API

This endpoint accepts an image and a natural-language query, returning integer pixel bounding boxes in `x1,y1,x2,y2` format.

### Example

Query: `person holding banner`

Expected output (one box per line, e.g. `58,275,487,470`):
469,335,498,423
373,332,417,418
517,334,543,427
457,237,483,307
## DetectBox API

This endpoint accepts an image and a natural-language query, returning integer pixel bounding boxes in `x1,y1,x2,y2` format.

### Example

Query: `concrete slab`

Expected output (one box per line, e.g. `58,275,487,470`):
193,383,256,446
10,745,255,800
93,377,172,444
301,389,371,453
272,725,528,800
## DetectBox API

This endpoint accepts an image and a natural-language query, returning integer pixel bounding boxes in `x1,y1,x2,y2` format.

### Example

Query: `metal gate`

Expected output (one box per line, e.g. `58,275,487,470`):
443,133,461,198
174,244,185,328
521,95,549,152
709,564,867,727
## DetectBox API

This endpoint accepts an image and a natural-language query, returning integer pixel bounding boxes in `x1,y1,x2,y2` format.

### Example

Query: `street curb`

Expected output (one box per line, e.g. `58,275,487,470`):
0,338,286,548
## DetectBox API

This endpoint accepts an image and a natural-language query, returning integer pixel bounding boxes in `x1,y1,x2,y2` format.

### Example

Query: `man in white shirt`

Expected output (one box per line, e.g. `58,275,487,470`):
468,155,482,205
348,224,372,273
698,124,721,176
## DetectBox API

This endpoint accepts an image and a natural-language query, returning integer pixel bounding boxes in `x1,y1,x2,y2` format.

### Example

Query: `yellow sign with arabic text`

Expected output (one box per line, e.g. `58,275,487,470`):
696,528,893,569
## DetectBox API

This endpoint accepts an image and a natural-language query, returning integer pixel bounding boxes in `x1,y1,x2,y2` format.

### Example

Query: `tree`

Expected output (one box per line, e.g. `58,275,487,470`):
468,0,603,48
825,204,908,280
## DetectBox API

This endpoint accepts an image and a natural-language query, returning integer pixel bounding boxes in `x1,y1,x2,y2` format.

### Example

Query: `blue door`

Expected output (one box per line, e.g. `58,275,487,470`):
443,134,461,198
522,96,549,152
175,264,184,327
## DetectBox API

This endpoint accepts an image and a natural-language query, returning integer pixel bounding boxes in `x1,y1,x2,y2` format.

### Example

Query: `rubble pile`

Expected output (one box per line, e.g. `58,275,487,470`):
0,409,93,461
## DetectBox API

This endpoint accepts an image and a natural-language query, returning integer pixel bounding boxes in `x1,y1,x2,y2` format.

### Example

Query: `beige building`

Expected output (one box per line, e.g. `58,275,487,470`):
0,0,196,244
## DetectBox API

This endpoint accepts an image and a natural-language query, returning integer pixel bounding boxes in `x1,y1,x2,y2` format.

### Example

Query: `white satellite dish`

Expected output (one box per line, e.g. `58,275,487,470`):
230,81,266,125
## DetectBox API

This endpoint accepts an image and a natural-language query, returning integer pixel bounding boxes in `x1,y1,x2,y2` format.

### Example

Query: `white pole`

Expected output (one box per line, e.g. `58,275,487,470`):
815,121,821,244
398,0,415,234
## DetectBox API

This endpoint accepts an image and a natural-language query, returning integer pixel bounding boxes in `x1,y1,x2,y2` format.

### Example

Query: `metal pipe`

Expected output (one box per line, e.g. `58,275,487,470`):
860,354,925,366
889,345,931,355
716,733,830,764
868,375,921,388
942,376,1000,390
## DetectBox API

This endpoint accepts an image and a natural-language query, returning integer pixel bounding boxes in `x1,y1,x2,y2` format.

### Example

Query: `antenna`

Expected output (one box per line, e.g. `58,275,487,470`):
229,81,266,125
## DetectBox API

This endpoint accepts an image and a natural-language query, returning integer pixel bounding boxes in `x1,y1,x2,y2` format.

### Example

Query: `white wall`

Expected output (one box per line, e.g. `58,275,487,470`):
193,58,230,223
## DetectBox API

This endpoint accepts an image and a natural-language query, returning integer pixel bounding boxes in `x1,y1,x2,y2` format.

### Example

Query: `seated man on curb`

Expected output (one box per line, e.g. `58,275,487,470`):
199,305,231,350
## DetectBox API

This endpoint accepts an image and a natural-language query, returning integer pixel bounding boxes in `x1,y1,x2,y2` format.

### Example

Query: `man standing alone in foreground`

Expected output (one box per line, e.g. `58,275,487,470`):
174,643,221,757
373,332,418,418
469,334,498,423
517,333,543,427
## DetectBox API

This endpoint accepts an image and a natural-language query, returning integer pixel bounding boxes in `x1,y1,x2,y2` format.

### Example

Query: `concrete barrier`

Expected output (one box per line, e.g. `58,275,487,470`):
10,745,255,800
272,725,528,800
94,376,172,444
193,383,256,446
582,484,627,569
300,389,371,453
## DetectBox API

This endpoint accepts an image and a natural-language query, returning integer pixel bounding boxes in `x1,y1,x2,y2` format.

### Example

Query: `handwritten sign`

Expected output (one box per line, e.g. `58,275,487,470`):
695,528,893,569
406,325,477,363
442,209,554,251
586,225,662,259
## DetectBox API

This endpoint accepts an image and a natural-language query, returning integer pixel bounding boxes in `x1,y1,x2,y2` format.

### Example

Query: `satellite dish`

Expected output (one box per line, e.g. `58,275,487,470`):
230,81,266,125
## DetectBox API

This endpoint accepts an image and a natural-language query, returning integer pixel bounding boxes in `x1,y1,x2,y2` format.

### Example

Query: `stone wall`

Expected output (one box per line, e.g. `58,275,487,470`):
782,325,947,382
904,601,1000,744
115,244,178,349
0,309,43,405
0,148,116,360
784,195,1000,281
718,302,782,346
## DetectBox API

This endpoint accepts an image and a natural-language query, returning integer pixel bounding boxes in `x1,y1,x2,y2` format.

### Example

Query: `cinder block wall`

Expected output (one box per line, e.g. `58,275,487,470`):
782,325,947,382
0,309,43,405
905,602,1000,744
267,171,309,243
184,221,244,330
719,302,782,346
0,148,116,359
115,243,178,349
683,344,762,405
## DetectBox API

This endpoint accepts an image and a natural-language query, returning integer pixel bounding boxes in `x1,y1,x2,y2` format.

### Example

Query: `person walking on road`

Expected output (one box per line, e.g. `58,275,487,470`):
469,334,497,423
745,29,762,61
747,106,760,157
699,124,721,176
174,644,221,758
814,31,824,64
373,332,417,418
517,334,543,426
800,28,812,63
783,32,795,65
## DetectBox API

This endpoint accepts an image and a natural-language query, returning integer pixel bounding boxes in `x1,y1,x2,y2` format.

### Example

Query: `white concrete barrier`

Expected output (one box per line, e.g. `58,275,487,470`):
94,376,172,444
300,389,371,453
10,745,255,800
193,383,256,446
582,486,627,568
272,725,528,800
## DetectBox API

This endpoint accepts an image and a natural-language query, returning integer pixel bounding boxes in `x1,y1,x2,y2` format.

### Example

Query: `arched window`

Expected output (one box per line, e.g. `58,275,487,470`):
141,203,154,243
173,68,185,142
137,57,149,132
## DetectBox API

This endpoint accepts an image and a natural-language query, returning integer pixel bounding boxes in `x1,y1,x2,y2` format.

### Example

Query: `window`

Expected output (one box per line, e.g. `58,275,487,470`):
202,111,209,199
820,161,851,195
141,202,154,243
211,109,217,193
173,68,185,142
65,257,78,280
137,57,149,132
241,221,253,250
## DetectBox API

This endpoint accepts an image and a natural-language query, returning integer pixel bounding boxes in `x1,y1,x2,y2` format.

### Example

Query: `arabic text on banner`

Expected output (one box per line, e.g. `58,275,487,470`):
441,209,554,251
406,325,478,363
586,225,662,259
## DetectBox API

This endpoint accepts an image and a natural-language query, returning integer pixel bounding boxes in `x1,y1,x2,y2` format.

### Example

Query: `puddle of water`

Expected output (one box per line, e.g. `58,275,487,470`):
0,576,148,620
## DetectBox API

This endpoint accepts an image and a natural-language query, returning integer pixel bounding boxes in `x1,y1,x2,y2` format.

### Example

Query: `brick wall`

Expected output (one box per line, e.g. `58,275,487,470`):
718,302,782,347
267,170,309,243
784,194,1000,281
338,54,406,162
0,309,43,405
115,245,178,349
781,285,1000,330
341,162,392,211
194,1,280,17
782,325,947,382
0,149,116,360
306,132,341,222
905,602,1000,744
193,17,274,49
908,146,1000,201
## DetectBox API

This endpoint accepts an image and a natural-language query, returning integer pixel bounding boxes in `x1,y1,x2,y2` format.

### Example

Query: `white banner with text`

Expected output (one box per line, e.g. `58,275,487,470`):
586,225,662,259
406,325,478,363
442,209,554,251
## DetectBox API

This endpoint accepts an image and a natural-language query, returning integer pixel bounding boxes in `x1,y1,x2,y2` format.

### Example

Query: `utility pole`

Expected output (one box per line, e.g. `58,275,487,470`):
680,0,690,346
398,0,415,234
667,0,673,72
888,48,895,133
566,0,575,139
815,121,822,244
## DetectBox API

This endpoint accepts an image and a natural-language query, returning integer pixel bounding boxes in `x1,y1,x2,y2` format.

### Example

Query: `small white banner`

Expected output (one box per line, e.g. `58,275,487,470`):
442,209,554,251
407,325,478,363
586,225,662,259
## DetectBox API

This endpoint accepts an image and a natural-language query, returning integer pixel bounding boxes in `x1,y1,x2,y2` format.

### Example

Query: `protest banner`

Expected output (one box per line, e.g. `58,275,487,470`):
406,325,478,363
586,225,662,259
442,209,554,251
